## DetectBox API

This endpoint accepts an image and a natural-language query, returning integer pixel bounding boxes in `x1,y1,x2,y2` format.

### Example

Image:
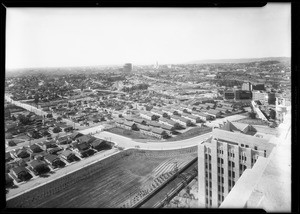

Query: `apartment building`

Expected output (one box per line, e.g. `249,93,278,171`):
198,128,275,208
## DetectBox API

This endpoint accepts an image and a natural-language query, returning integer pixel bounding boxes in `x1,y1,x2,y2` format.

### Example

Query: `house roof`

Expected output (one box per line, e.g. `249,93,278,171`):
76,142,89,151
115,119,124,124
77,135,95,143
69,132,83,140
137,124,151,131
5,152,12,159
151,127,166,135
29,160,45,169
123,121,136,127
207,109,221,115
91,139,105,147
171,115,190,123
159,117,177,126
61,150,74,157
147,121,161,127
133,117,146,123
44,154,60,163
11,166,27,175
29,144,42,151
160,124,173,131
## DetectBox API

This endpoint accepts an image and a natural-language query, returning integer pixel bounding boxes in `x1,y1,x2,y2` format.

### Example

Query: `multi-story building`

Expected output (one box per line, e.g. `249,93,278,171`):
234,90,252,101
198,128,275,208
224,91,235,100
242,82,252,91
123,63,132,73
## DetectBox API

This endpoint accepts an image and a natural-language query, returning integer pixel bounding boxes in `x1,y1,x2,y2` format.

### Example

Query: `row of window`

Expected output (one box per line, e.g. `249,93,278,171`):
228,160,235,168
205,154,211,160
205,198,212,206
217,166,224,174
205,171,212,179
239,155,247,161
240,164,247,171
205,180,212,188
218,185,224,193
228,170,235,178
217,157,224,164
217,176,224,183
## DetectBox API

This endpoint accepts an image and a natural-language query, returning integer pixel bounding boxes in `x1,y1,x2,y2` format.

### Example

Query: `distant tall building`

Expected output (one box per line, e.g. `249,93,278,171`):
252,90,276,105
234,90,252,100
198,128,275,208
123,63,132,73
252,83,265,91
242,82,252,91
224,91,235,100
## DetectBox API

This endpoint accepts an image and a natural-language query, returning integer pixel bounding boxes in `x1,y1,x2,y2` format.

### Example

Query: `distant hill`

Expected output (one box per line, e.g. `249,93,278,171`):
186,57,290,64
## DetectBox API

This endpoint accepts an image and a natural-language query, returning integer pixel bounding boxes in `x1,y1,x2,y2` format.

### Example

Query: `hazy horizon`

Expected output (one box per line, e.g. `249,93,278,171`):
6,4,291,69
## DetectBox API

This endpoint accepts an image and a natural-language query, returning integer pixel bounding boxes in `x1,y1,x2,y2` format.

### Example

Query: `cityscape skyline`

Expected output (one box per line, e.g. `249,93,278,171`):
6,3,290,69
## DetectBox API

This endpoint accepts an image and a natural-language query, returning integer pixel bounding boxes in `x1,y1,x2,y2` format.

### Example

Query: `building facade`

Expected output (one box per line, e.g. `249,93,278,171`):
242,82,252,91
198,128,275,208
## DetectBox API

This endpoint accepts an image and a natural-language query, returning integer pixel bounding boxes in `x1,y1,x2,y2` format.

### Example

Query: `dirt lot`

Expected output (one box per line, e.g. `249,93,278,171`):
106,127,158,140
166,126,212,142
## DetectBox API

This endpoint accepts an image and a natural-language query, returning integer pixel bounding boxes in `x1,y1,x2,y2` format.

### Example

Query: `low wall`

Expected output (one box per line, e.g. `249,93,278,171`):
6,147,197,208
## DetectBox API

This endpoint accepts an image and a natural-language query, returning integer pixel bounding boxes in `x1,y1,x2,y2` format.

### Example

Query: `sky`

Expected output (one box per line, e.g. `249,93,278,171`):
6,3,291,69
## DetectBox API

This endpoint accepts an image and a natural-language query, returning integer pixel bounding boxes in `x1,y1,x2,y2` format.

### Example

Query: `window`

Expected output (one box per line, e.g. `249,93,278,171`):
245,145,249,148
205,163,208,169
218,194,221,200
206,181,208,187
228,161,231,167
221,159,224,164
217,157,220,163
209,164,211,170
206,198,208,204
209,155,211,161
232,171,235,178
239,155,241,160
210,200,212,206
218,185,220,191
218,176,220,182
254,146,258,150
221,168,224,174
205,154,207,159
232,162,235,168
209,173,212,179
264,150,267,157
222,196,224,201
233,181,235,186
209,182,212,188
241,144,244,147
222,186,224,192
228,179,231,187
206,189,208,195
228,170,231,177
222,177,224,183
210,191,212,197
218,167,220,173
244,157,247,161
205,172,208,178
233,153,235,158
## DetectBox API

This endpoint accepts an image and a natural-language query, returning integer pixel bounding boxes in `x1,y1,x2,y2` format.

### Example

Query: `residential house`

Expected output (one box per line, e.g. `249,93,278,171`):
74,142,94,158
69,132,84,141
44,154,64,168
123,121,138,130
181,113,201,123
77,135,96,144
60,150,76,162
57,136,72,145
150,127,169,139
137,124,152,136
15,148,30,159
139,111,158,120
146,120,161,128
151,109,169,118
133,117,147,125
215,107,228,114
205,109,221,118
5,152,13,162
28,144,43,153
48,147,62,155
170,115,192,127
191,111,210,122
160,124,175,135
28,160,49,175
90,139,112,151
159,117,181,129
11,166,32,181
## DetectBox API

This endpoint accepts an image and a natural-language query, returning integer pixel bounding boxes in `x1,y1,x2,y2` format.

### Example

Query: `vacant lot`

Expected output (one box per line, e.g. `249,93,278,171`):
235,118,269,126
166,126,212,142
31,150,196,208
106,127,157,140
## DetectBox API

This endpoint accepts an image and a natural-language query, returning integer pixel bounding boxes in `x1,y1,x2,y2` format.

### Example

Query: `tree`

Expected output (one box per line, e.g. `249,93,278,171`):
56,116,62,122
269,109,276,120
46,113,53,118
53,127,62,133
248,111,257,119
34,94,39,107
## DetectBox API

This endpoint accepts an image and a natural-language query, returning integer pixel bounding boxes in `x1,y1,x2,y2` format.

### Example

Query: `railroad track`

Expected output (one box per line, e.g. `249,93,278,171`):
137,158,198,208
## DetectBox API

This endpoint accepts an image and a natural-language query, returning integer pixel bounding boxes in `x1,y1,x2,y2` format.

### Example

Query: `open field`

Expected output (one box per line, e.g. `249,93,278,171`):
166,126,212,142
106,127,158,140
22,149,197,208
235,118,269,126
